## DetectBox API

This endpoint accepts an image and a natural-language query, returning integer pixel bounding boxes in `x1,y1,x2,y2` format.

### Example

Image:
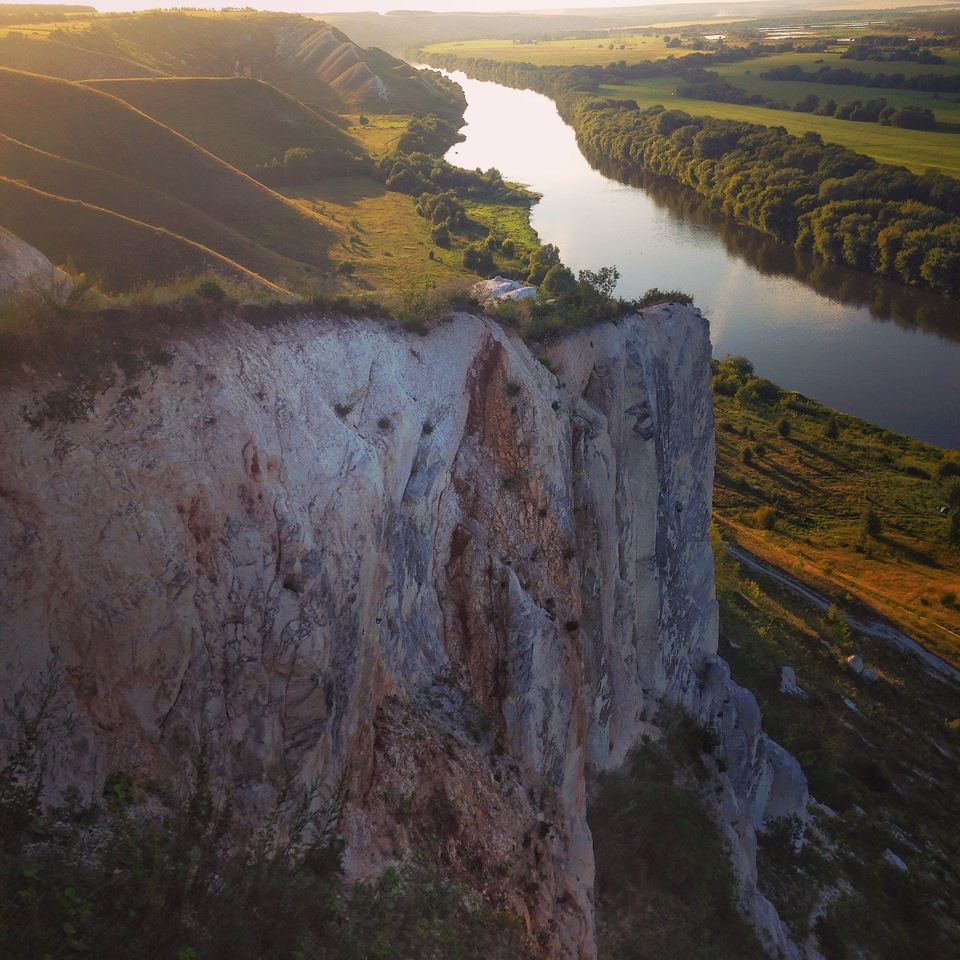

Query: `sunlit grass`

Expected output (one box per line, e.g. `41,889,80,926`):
424,35,682,68
713,372,960,668
344,113,412,158
283,176,469,293
599,77,960,176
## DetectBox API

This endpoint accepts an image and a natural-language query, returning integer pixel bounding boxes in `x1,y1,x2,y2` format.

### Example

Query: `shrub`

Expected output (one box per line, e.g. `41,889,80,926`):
946,480,960,509
752,377,782,402
826,604,852,648
541,264,576,296
937,459,960,481
195,277,227,302
463,243,495,275
634,287,694,308
860,504,882,538
950,512,960,550
776,417,791,438
754,505,778,530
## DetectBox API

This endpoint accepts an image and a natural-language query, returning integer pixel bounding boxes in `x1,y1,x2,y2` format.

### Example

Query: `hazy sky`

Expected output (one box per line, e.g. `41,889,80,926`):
87,1,729,13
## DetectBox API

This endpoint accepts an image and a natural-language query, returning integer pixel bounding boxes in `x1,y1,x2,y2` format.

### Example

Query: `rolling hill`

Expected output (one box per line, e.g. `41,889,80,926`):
0,9,467,294
0,32,161,81
0,10,464,115
0,68,342,291
83,76,364,178
0,134,325,289
0,177,277,292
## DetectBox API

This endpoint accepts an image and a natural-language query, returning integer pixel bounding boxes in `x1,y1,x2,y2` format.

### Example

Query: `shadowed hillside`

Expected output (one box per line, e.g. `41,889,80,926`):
0,32,161,80
83,76,365,179
0,68,342,290
0,178,278,291
0,135,325,289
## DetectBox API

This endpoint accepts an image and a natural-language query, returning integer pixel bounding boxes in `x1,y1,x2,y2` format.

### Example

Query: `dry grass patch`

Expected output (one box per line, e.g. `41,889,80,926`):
713,356,960,668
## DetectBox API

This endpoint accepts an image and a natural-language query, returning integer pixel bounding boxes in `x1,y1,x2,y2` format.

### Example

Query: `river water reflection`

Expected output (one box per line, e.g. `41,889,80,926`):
438,70,960,450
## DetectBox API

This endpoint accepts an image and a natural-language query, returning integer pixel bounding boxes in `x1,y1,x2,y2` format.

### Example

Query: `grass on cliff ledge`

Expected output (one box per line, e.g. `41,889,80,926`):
711,357,960,955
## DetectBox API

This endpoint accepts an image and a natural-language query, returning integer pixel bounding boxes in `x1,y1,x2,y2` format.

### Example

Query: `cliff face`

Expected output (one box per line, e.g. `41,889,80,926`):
0,306,805,958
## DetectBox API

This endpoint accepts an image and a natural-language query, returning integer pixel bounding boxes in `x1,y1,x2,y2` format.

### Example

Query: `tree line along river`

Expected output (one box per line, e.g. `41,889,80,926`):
436,69,960,451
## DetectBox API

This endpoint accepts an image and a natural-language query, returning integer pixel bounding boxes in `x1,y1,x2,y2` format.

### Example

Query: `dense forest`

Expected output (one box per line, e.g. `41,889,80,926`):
422,52,960,299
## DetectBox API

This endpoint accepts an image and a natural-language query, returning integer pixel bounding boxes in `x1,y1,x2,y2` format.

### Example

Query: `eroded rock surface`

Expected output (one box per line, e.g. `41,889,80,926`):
0,305,805,958
0,225,67,298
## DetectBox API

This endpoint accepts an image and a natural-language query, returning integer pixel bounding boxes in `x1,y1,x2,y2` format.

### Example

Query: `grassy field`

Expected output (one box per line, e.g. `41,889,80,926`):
711,358,960,669
423,34,682,67
599,75,960,176
282,178,539,296
283,176,463,292
428,32,960,175
345,113,412,157
713,48,960,127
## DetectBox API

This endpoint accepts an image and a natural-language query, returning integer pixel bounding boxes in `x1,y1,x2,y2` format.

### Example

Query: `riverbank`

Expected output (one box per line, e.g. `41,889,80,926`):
420,52,960,302
711,355,960,670
429,67,960,448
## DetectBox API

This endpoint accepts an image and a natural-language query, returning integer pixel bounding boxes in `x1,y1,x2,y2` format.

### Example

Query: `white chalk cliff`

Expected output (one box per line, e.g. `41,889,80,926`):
0,305,806,958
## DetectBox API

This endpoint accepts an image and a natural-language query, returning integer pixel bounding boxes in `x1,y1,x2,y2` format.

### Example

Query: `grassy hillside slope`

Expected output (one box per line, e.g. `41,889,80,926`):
0,32,162,80
0,68,340,289
710,356,960,958
16,10,463,115
712,356,960,668
0,177,275,291
0,135,321,289
83,77,363,177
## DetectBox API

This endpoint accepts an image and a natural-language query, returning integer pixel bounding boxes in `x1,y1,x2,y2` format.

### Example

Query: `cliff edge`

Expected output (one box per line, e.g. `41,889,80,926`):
0,305,806,958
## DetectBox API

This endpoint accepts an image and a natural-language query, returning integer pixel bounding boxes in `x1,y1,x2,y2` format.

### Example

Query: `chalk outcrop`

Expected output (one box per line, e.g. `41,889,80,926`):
472,276,539,302
0,226,67,298
0,305,805,958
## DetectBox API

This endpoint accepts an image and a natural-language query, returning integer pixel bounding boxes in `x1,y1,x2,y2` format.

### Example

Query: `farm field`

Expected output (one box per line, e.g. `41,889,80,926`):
423,35,683,67
600,75,960,176
428,33,960,176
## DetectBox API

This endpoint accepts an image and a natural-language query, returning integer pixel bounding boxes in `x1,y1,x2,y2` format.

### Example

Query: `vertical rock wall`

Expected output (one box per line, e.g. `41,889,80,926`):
0,305,805,958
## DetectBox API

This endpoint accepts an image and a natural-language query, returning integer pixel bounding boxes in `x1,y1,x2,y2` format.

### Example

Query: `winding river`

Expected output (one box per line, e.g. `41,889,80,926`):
438,70,960,450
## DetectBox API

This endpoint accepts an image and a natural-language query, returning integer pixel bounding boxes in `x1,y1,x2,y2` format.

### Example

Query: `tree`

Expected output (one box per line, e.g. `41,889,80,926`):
542,264,576,295
578,265,620,299
463,243,494,275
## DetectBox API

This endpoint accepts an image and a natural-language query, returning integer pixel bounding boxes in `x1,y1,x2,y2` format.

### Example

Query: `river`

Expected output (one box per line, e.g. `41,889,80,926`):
437,70,960,450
